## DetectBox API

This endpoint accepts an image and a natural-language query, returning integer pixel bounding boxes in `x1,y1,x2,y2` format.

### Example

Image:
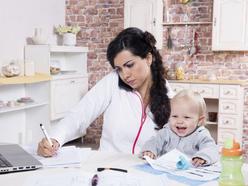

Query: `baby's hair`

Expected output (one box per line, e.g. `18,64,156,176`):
171,89,206,126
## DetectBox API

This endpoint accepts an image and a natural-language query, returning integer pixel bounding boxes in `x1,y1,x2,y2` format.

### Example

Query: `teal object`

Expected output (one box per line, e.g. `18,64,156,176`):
219,138,244,186
176,155,189,170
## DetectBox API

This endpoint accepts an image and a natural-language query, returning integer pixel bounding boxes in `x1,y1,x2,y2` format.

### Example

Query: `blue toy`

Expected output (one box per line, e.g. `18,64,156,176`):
176,155,189,170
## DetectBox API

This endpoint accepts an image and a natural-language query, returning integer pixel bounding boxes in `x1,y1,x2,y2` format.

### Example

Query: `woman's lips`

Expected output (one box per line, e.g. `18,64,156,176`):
127,80,135,85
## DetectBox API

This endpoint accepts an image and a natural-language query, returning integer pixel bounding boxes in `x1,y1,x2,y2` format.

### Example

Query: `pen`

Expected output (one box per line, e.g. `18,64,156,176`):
40,123,57,155
91,174,98,186
97,167,128,173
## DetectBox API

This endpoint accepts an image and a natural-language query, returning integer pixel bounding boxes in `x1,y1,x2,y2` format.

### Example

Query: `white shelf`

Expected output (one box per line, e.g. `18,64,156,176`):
49,45,88,53
0,102,49,114
52,73,88,80
162,22,212,25
206,121,218,125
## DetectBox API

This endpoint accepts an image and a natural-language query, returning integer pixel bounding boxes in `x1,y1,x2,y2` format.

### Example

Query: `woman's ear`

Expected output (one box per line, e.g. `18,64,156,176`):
146,52,153,66
197,115,205,126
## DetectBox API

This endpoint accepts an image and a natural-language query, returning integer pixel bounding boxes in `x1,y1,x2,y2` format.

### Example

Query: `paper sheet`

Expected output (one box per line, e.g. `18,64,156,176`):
143,149,222,181
23,170,171,186
21,142,91,168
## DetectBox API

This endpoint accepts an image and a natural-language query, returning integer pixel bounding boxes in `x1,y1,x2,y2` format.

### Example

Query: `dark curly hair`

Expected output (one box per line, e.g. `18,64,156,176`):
107,27,171,129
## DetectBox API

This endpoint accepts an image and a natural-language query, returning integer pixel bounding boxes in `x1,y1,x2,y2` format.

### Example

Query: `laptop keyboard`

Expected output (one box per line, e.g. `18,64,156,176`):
0,154,13,167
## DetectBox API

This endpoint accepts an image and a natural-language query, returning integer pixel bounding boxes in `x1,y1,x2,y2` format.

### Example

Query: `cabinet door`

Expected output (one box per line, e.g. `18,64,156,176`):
50,78,88,120
218,99,239,114
212,0,248,51
124,0,163,49
219,85,240,99
218,114,239,129
218,128,239,143
190,84,219,98
169,83,190,94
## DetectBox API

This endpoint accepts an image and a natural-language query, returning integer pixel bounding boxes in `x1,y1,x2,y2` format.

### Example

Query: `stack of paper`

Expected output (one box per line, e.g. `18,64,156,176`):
23,170,171,186
21,142,91,168
142,149,222,181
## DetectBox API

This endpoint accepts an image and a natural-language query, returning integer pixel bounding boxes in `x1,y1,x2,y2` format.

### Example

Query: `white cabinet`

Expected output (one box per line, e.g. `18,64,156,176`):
124,0,163,49
50,76,88,121
168,80,244,150
24,45,88,141
212,0,248,51
0,75,52,144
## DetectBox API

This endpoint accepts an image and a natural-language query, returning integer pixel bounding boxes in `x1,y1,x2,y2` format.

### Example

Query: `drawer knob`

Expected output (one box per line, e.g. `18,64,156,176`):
227,91,230,94
226,105,229,109
173,88,177,91
225,120,229,123
71,80,75,83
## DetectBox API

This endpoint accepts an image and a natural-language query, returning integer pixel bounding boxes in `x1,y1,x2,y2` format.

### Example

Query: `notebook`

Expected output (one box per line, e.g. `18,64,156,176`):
0,144,42,173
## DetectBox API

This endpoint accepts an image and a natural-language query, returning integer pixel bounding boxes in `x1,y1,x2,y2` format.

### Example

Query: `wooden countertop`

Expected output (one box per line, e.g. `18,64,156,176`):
0,73,52,84
168,79,247,86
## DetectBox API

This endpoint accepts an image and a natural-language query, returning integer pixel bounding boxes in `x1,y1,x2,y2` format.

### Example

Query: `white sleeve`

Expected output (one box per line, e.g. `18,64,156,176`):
49,71,117,146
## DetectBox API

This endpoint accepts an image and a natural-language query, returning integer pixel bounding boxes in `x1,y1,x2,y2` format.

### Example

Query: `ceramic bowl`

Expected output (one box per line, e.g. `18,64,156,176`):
32,36,48,45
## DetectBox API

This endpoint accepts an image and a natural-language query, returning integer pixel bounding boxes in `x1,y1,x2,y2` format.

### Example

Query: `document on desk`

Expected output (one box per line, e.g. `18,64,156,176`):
23,170,171,186
20,142,91,167
143,149,222,181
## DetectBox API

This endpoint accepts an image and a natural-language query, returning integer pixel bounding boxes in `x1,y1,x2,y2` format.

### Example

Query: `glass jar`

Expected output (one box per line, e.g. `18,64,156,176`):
2,60,21,77
50,60,61,75
167,70,176,80
175,63,184,80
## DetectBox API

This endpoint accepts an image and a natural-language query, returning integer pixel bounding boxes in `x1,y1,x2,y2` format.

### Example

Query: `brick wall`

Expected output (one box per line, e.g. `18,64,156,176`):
66,0,248,159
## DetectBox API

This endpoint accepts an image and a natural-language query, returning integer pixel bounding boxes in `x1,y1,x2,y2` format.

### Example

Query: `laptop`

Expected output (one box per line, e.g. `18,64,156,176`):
0,144,43,173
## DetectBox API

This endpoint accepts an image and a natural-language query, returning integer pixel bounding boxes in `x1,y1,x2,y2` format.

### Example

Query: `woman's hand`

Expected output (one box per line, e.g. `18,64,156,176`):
141,151,156,159
37,137,59,157
192,157,207,167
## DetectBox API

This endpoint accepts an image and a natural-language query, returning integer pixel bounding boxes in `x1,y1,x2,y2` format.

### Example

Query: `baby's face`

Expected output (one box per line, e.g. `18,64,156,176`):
170,100,200,137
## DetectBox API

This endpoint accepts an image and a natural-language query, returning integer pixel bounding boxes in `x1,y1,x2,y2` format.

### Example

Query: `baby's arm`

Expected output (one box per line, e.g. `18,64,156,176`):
192,157,208,167
141,151,156,159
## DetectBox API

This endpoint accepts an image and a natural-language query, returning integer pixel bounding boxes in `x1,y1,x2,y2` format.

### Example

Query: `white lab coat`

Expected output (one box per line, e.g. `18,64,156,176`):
50,70,175,154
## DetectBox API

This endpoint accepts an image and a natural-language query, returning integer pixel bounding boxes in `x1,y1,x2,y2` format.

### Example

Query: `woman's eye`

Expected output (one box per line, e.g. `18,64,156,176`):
116,68,122,72
127,63,134,68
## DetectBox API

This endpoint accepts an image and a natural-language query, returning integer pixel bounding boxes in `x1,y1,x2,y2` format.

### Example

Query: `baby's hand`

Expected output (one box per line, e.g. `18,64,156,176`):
141,151,156,159
192,157,208,167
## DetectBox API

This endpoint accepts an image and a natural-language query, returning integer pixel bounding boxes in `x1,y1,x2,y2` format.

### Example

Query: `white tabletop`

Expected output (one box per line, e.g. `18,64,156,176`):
1,150,248,186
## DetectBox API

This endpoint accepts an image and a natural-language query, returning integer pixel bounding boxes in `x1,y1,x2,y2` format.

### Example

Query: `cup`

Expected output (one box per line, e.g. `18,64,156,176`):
208,112,217,122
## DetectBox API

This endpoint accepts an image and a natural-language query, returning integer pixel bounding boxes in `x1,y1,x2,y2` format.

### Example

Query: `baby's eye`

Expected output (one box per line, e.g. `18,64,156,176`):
172,115,178,118
184,116,190,119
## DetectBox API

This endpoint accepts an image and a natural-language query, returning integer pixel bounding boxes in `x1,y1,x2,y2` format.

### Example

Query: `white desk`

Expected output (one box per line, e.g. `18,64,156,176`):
1,150,248,186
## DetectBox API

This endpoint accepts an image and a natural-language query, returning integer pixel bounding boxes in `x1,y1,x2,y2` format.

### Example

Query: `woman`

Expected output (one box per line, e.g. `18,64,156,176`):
37,27,175,157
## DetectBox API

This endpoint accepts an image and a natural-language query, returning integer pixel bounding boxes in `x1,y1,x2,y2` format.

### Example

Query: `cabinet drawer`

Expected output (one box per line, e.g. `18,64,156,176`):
169,83,190,94
190,84,219,98
218,128,238,143
218,114,239,129
219,85,240,100
50,77,88,121
218,99,239,114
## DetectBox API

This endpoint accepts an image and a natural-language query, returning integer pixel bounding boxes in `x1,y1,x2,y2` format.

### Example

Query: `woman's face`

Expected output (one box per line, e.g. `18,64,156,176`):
114,50,152,90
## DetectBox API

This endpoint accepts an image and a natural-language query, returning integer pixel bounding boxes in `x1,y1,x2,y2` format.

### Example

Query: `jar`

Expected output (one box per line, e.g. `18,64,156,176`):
219,138,244,186
175,63,184,80
50,60,61,75
167,71,176,80
2,60,21,77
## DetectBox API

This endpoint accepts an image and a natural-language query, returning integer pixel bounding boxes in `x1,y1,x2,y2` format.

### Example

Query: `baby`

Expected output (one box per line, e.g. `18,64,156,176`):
139,89,219,167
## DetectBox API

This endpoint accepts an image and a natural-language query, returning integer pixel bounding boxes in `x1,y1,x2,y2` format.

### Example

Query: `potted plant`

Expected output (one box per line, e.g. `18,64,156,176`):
56,25,81,46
